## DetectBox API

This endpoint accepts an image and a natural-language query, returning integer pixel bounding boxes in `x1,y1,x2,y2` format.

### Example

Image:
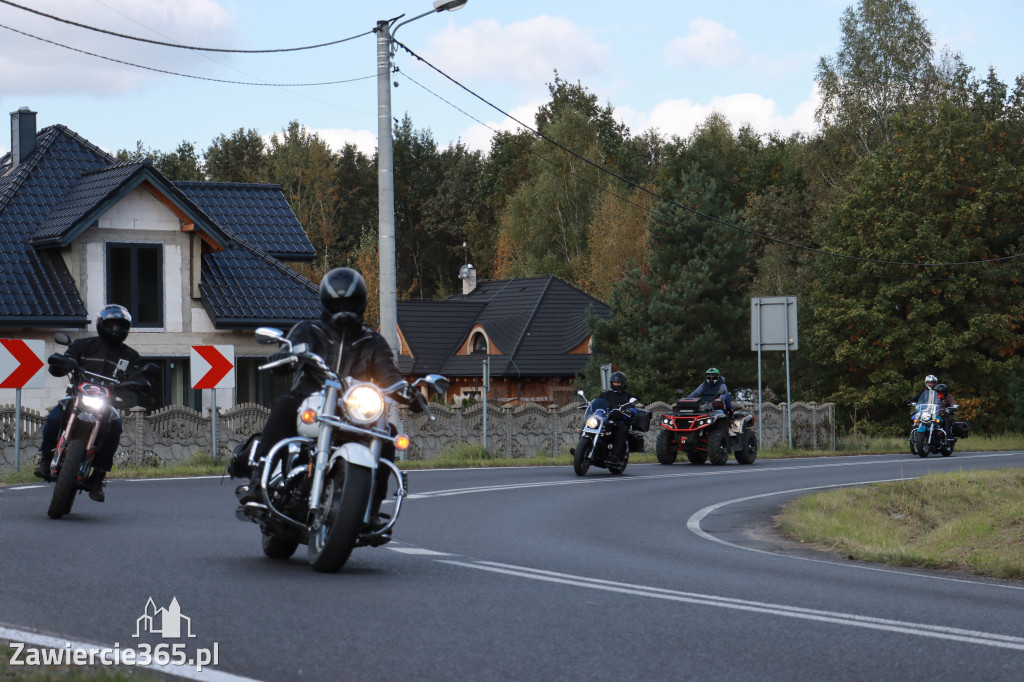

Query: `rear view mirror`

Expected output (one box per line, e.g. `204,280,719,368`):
255,327,284,344
54,332,71,347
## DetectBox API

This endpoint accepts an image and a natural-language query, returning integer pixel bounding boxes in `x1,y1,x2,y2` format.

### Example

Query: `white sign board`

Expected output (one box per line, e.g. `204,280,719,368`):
190,345,236,390
0,338,46,389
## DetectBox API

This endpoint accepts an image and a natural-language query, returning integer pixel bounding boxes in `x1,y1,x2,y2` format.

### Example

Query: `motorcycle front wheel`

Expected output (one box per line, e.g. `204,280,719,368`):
47,440,86,519
573,437,592,476
307,462,373,573
914,430,930,458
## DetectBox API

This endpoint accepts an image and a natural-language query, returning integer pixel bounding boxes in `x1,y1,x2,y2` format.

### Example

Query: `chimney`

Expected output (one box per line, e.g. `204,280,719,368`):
459,263,477,296
10,107,37,168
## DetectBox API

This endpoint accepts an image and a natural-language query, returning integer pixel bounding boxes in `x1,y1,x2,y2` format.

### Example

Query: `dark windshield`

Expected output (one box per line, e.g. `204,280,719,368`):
585,397,610,419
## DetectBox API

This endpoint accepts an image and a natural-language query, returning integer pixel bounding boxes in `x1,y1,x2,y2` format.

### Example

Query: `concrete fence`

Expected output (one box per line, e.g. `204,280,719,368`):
1,400,835,471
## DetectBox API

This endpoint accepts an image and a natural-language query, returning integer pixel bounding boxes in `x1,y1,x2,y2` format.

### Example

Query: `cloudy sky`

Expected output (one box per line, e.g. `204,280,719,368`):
1,0,1022,158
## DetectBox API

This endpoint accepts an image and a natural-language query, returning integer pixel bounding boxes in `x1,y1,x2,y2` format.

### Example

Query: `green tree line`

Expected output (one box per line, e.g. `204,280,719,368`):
120,0,1024,436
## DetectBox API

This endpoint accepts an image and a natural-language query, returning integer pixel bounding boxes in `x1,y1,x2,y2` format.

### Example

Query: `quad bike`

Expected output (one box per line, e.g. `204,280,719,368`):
655,396,756,466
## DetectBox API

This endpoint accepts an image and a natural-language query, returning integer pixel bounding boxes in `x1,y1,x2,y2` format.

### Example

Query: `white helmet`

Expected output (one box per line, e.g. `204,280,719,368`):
924,374,938,390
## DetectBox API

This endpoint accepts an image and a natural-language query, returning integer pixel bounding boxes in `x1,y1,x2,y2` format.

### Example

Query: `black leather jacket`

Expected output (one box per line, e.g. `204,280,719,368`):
282,320,405,399
50,336,143,401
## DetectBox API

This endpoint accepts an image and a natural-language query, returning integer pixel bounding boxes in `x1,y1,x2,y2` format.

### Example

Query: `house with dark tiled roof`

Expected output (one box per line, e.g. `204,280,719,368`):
396,267,611,406
0,108,319,413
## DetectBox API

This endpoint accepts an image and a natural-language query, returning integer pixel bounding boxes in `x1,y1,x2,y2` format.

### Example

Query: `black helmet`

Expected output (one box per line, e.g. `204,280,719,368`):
705,367,721,385
935,383,948,395
609,371,627,392
320,267,367,331
96,304,131,345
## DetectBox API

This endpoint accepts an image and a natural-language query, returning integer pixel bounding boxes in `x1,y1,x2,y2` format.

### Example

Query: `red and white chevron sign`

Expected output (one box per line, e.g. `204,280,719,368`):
190,345,235,390
0,339,46,389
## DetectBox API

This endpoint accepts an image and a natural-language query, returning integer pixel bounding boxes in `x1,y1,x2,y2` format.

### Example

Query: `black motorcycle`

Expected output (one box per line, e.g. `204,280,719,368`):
43,333,154,519
570,390,650,476
235,327,448,573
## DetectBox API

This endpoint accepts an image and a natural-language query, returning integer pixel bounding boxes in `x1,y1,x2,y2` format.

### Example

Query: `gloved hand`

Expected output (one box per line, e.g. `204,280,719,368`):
409,391,428,414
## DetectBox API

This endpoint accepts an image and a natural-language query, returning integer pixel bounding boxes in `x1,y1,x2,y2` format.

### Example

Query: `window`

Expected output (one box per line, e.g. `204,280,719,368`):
107,243,163,327
139,357,200,412
470,331,488,354
236,357,291,407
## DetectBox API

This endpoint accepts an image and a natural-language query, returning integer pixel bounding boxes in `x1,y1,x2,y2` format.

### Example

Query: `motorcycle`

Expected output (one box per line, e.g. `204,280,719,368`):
43,332,154,519
655,393,756,466
570,390,651,476
235,326,448,573
908,401,967,457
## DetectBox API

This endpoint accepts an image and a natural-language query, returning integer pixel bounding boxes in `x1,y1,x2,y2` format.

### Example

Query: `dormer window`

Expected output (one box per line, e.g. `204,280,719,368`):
470,331,488,354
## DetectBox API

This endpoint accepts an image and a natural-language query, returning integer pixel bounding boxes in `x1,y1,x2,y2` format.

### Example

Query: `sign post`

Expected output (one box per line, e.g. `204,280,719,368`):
751,298,798,449
190,345,235,459
482,355,490,451
1,339,46,470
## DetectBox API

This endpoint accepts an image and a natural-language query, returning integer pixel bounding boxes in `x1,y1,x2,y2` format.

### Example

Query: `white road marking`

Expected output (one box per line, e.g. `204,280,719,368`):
437,559,1024,651
0,625,259,682
387,547,451,556
408,451,1023,499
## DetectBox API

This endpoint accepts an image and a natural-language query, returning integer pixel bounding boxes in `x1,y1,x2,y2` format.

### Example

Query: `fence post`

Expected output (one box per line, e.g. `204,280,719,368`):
130,406,145,465
811,402,817,450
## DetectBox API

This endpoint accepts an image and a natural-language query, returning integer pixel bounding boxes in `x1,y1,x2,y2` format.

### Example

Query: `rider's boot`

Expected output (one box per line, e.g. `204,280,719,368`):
86,470,106,502
33,451,53,480
237,468,262,504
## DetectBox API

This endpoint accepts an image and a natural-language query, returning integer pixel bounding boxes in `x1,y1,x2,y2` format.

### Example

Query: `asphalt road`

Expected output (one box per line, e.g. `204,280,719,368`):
3,450,1024,681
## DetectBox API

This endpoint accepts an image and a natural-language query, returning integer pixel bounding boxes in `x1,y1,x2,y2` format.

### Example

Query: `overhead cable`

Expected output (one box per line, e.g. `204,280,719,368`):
0,0,370,53
0,22,374,86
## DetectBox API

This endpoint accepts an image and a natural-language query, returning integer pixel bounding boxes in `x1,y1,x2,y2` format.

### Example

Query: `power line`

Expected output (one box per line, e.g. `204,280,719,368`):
394,39,1024,269
0,0,370,53
0,22,375,87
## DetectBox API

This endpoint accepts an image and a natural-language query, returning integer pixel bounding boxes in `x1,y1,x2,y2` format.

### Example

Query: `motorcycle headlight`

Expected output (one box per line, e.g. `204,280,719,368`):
343,383,385,425
923,410,934,421
586,416,601,429
81,396,108,411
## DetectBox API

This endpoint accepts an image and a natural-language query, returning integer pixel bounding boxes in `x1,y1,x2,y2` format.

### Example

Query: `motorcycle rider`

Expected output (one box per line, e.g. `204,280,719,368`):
595,371,639,462
687,367,734,413
33,304,144,502
234,267,422,529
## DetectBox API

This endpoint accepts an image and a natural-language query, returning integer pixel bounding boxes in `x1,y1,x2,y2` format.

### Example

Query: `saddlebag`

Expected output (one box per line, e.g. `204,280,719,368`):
952,421,969,439
627,432,646,453
227,433,260,478
632,409,652,432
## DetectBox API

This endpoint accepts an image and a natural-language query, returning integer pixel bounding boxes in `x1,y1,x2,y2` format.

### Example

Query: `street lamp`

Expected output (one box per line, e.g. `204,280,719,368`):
375,0,468,356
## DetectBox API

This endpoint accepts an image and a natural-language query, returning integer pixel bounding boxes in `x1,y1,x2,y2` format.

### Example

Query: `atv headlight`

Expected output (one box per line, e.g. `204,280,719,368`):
343,383,385,425
586,416,601,429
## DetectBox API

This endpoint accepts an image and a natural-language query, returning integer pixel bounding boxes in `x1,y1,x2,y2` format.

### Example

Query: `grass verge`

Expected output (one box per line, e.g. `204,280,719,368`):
777,467,1024,580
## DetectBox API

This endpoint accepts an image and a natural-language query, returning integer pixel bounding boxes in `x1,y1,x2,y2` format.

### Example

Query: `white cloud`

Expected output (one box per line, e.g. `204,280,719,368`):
458,101,545,152
0,0,236,93
665,18,744,67
314,128,378,156
420,16,608,86
619,85,820,140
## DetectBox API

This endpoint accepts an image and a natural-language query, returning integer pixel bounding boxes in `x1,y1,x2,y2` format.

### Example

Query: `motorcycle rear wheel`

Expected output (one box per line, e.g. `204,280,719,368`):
914,430,930,458
307,462,373,573
47,440,85,519
655,430,678,465
573,437,592,476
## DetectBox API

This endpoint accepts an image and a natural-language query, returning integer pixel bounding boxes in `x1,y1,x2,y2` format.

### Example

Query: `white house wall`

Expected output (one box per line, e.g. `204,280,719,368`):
1,187,269,413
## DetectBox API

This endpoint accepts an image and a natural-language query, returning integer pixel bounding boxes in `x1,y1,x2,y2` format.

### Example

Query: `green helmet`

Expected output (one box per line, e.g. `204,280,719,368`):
705,367,721,385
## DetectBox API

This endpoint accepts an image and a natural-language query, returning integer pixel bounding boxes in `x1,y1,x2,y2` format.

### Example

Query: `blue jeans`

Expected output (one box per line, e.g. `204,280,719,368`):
40,403,123,472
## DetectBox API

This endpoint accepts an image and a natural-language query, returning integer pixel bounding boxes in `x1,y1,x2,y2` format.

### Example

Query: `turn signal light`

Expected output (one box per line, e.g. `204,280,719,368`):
394,434,410,450
300,409,317,425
